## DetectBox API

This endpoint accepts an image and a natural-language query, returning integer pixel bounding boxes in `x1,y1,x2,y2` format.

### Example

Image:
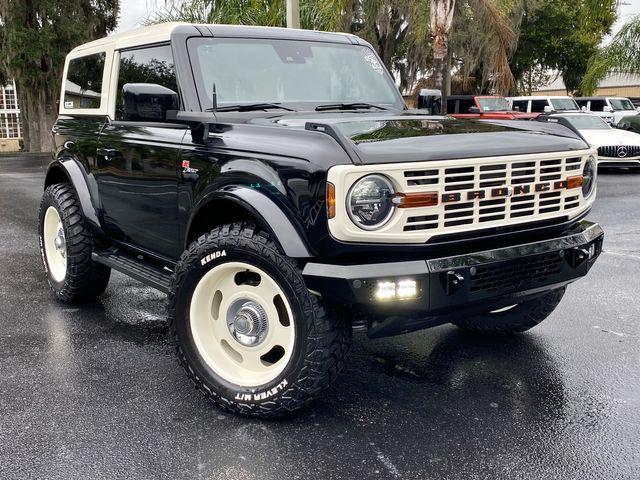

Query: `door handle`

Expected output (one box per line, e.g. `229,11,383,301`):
96,148,119,159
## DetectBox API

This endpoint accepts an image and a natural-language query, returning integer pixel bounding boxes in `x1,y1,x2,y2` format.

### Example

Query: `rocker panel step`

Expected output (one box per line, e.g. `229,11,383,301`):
92,249,173,293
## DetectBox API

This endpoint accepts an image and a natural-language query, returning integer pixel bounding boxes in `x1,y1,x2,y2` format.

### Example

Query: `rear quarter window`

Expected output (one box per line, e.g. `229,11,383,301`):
458,98,475,113
64,52,106,110
512,100,528,112
530,99,548,113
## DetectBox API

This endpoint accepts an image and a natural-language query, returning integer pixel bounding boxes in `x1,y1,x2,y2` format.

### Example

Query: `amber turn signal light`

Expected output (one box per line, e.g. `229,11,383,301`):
392,192,439,208
566,175,584,189
327,182,336,218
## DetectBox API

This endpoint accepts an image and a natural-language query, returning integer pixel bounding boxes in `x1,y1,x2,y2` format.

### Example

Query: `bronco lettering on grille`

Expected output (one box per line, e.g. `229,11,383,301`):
443,181,567,203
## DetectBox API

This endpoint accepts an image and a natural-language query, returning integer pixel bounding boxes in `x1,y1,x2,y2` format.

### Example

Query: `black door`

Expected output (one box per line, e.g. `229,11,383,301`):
96,124,186,259
95,44,186,260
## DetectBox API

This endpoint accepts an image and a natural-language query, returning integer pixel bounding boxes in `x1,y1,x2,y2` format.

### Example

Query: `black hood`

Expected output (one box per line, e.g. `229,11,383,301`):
250,112,590,165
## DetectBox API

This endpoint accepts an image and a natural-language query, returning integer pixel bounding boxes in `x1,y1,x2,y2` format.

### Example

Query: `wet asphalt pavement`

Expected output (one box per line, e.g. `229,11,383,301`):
0,154,639,480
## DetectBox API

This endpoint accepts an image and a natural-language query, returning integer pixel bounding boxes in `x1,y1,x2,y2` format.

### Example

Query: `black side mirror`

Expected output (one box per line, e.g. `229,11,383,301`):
121,83,179,122
418,88,442,115
468,106,481,114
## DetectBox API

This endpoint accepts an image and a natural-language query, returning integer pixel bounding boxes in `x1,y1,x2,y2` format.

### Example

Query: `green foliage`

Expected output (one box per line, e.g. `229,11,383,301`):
0,0,119,90
581,15,640,94
0,0,119,151
451,0,525,94
510,0,617,95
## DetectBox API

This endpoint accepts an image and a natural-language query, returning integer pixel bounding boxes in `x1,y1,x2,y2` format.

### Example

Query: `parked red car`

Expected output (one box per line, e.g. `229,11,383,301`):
446,95,539,120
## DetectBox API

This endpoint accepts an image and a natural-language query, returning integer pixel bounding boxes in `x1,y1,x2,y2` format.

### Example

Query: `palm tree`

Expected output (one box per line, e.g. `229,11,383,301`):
147,0,517,99
429,0,455,95
581,15,640,94
431,0,518,108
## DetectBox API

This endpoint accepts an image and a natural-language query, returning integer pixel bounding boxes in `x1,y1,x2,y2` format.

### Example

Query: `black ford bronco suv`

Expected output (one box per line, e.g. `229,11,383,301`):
40,23,603,417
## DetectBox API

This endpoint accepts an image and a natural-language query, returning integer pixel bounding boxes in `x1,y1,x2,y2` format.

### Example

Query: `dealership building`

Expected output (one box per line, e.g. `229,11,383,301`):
536,73,640,100
0,80,22,152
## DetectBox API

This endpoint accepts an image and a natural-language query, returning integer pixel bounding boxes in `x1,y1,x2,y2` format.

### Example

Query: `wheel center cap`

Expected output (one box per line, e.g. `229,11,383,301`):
227,300,268,346
54,227,66,258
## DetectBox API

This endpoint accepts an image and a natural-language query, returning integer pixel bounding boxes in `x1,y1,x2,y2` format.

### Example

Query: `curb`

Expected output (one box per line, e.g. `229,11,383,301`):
0,152,50,159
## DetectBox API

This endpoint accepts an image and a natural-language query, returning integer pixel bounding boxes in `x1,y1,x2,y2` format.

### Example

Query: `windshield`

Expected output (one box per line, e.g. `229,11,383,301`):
477,97,511,112
550,98,579,111
564,115,610,130
609,98,635,110
188,38,402,111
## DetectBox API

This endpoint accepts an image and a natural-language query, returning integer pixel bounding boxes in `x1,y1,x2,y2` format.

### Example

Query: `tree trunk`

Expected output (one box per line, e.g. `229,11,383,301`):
430,0,456,113
20,82,58,153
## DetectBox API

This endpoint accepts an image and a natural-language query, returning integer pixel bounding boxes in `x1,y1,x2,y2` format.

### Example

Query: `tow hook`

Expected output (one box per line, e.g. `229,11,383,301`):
565,247,590,268
444,270,465,295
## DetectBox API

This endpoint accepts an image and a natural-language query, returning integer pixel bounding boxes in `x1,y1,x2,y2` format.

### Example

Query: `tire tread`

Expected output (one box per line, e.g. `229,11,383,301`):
39,183,110,302
168,222,351,418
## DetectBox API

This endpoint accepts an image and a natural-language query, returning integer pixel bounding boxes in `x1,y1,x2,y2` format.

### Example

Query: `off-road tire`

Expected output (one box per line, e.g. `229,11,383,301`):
453,287,566,336
38,183,110,302
168,222,351,418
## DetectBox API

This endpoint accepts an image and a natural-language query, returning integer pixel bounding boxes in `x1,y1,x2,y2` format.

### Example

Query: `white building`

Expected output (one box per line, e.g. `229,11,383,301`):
0,80,22,152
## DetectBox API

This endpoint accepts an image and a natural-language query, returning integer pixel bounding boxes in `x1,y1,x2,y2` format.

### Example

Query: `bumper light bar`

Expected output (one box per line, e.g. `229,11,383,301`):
374,279,418,301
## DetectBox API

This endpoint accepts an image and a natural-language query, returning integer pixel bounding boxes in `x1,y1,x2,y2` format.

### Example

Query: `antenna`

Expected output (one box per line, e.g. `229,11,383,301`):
211,83,217,111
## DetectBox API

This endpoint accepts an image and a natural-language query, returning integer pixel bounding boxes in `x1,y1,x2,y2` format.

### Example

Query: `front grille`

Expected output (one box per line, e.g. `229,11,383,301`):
326,150,595,244
470,252,563,294
597,145,640,158
401,155,585,234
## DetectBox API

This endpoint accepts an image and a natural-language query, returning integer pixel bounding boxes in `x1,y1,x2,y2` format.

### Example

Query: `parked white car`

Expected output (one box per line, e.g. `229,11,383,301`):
542,113,640,168
509,95,581,114
575,97,638,125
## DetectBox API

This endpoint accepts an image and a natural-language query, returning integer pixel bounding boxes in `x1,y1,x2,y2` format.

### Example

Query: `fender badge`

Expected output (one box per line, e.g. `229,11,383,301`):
182,160,199,174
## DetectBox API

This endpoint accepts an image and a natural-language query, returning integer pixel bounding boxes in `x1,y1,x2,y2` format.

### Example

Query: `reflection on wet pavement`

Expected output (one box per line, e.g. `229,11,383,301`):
0,156,638,479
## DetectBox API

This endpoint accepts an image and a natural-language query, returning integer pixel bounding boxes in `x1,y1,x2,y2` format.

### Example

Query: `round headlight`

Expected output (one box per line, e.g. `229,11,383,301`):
347,174,395,230
582,155,597,198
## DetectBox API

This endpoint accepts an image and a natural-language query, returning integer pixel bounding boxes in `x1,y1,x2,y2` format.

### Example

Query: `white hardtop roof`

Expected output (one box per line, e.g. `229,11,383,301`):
70,23,188,53
511,95,574,100
70,22,358,54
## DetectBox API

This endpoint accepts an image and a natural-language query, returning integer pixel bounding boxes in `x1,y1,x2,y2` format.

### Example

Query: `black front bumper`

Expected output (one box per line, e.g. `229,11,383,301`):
303,221,604,337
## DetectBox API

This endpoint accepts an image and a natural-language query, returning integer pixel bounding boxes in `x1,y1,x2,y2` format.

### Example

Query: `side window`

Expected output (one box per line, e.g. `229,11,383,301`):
458,98,475,113
530,100,547,113
446,99,457,113
116,45,178,121
590,100,606,111
64,52,106,110
512,100,527,112
575,99,588,109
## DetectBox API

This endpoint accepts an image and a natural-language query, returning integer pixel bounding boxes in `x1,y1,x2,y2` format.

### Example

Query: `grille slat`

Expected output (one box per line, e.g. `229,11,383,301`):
396,155,587,234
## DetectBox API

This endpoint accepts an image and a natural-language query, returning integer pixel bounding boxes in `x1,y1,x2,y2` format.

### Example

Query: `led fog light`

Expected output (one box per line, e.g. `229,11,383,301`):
374,279,418,301
375,281,396,301
397,279,418,299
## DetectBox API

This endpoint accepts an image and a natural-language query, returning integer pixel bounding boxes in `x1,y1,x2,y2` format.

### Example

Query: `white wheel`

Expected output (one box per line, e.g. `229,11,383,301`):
189,261,296,387
171,223,351,417
43,206,67,283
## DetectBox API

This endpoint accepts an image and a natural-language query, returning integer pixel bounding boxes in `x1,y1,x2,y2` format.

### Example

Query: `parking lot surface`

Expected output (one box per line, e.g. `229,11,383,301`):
0,154,638,479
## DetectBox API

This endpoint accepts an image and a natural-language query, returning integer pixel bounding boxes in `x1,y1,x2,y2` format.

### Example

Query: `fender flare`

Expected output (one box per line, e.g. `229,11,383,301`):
45,158,101,231
189,186,313,258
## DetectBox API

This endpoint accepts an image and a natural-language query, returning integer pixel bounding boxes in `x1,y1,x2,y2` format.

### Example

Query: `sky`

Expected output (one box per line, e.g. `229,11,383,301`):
115,0,640,37
610,0,640,38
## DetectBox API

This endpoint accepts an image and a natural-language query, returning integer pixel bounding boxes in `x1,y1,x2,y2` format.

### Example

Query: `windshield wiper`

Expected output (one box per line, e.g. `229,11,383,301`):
315,102,388,112
207,103,296,112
